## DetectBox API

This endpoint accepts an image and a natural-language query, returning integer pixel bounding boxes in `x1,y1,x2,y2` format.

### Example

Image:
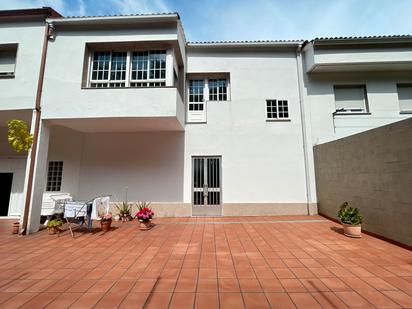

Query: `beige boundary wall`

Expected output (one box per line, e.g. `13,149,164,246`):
108,202,317,218
313,118,412,246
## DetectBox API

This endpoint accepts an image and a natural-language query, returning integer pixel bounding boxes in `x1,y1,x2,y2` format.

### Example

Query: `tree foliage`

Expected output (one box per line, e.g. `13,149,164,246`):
7,119,33,152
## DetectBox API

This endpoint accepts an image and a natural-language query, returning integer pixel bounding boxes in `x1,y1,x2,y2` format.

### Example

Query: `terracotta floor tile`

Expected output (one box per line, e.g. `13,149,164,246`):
362,277,398,291
289,292,322,309
253,267,275,279
195,292,219,309
283,259,305,268
46,279,78,293
169,292,195,309
174,279,197,292
19,292,59,309
45,293,82,309
219,278,241,292
69,292,105,308
94,291,129,308
300,278,330,292
258,278,284,292
1,292,38,309
320,277,351,291
0,292,17,305
358,289,401,308
132,279,157,292
219,292,245,309
335,291,375,309
197,279,218,292
119,292,149,309
290,267,315,279
267,258,287,268
239,278,262,292
218,267,237,278
66,279,97,293
242,292,270,308
110,279,136,294
382,290,412,308
311,291,348,309
265,292,297,309
88,280,115,293
279,279,307,292
273,268,296,279
199,268,217,279
153,279,177,292
308,267,335,278
144,292,172,309
24,279,58,292
236,267,257,278
3,279,35,292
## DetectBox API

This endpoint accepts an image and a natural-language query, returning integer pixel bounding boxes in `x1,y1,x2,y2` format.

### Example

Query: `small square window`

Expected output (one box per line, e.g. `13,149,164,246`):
266,100,289,120
46,161,63,192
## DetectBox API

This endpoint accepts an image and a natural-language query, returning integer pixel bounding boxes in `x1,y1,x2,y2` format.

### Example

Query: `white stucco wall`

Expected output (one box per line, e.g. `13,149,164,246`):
0,158,26,216
0,21,44,110
184,49,308,204
41,26,184,125
303,71,412,144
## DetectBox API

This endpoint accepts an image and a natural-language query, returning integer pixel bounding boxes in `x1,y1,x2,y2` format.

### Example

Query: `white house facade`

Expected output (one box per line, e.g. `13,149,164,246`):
0,8,411,233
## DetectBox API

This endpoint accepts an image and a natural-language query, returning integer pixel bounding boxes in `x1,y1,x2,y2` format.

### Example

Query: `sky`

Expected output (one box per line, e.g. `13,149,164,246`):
1,0,411,42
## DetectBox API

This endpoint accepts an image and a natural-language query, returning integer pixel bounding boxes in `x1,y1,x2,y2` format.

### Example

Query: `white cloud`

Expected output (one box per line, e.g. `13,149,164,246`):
108,0,172,15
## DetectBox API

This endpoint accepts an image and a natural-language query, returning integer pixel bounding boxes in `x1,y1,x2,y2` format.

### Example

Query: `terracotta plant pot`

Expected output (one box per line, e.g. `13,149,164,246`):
47,227,57,235
101,220,112,232
342,223,361,238
12,222,19,234
139,221,153,230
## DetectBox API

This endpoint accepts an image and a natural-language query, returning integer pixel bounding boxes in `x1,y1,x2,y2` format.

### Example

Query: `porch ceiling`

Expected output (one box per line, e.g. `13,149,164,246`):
0,109,32,128
49,117,184,133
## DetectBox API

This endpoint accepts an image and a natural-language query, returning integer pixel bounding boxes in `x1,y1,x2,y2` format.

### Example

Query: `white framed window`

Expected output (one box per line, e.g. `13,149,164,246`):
334,85,369,114
266,100,289,120
208,79,228,101
46,161,63,192
88,49,166,88
397,84,412,113
0,44,17,77
130,50,166,87
188,80,204,111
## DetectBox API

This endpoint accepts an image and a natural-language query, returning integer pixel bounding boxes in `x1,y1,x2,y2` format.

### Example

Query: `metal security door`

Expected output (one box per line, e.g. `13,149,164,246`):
192,156,222,216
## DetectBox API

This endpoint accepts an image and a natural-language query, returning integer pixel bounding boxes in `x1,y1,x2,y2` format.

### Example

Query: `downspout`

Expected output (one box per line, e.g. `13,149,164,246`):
21,21,51,235
295,44,312,215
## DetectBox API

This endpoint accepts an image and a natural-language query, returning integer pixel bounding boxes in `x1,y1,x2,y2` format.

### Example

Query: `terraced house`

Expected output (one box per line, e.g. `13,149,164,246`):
0,7,411,234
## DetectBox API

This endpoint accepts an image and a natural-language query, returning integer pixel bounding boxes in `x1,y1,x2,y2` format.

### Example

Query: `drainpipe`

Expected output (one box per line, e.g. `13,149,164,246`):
21,22,51,235
295,44,312,215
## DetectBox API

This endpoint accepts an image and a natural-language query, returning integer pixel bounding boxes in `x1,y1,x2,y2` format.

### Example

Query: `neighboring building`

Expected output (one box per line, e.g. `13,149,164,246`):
0,8,411,233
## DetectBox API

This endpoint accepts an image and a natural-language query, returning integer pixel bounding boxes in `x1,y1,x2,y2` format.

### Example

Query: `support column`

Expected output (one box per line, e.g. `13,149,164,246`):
166,48,174,87
26,119,50,234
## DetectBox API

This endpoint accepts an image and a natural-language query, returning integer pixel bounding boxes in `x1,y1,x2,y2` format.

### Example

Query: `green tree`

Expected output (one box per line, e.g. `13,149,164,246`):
7,119,33,152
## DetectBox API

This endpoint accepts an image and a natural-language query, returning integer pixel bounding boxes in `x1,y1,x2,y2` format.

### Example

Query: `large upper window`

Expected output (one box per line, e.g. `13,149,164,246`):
89,50,166,88
0,44,17,77
334,85,368,114
397,84,412,113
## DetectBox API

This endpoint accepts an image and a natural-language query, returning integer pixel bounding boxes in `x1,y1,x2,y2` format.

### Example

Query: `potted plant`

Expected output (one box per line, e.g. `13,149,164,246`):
47,219,63,235
12,222,19,234
100,213,112,232
338,202,362,238
115,202,132,222
135,201,154,230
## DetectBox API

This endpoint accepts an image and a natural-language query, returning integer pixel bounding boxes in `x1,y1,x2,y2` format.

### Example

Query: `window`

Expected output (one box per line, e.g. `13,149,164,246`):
209,79,228,101
89,50,166,88
46,161,63,192
266,100,289,120
397,84,412,113
334,85,368,113
0,44,17,77
188,80,204,111
130,50,166,87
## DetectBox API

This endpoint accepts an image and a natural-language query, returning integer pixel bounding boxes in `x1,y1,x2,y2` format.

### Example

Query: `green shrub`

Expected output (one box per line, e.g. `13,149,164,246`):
338,202,362,225
47,219,63,228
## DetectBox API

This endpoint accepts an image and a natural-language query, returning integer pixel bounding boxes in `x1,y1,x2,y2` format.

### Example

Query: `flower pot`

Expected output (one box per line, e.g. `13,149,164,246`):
12,222,19,234
342,223,361,238
101,220,112,232
47,227,57,235
139,221,153,230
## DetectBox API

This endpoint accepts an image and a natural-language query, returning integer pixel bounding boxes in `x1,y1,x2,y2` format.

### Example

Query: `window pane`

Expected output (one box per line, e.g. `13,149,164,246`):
397,85,412,111
334,86,366,111
91,52,110,81
189,80,204,103
209,78,227,101
110,52,127,81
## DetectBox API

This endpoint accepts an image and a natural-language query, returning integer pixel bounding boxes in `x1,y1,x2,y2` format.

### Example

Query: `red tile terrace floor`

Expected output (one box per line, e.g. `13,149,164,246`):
0,215,411,308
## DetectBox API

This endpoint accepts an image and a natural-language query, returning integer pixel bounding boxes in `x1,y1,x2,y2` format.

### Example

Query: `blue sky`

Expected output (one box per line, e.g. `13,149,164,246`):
1,0,411,42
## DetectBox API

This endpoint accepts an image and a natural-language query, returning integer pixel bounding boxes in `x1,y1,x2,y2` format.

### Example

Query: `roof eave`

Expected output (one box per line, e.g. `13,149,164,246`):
187,41,304,49
47,13,179,26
